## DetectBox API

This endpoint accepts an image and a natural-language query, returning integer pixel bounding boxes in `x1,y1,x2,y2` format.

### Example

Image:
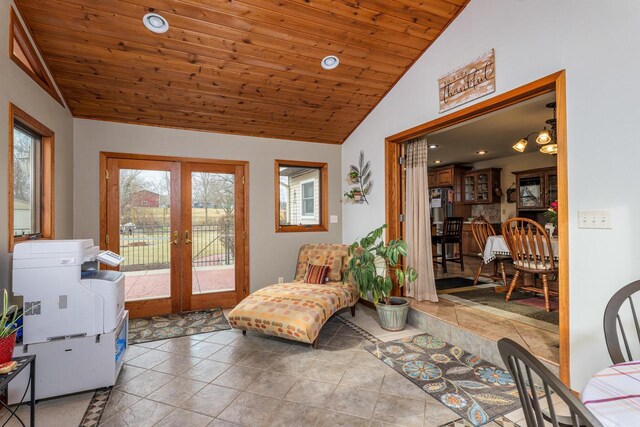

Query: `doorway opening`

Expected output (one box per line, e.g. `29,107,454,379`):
100,152,249,318
385,71,569,385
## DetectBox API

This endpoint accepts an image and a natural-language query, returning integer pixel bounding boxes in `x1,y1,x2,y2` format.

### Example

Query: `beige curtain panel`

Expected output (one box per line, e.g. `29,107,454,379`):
405,136,438,302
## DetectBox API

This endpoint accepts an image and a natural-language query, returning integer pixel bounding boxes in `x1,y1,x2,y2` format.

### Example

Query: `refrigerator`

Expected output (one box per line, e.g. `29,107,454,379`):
429,188,454,230
429,188,455,258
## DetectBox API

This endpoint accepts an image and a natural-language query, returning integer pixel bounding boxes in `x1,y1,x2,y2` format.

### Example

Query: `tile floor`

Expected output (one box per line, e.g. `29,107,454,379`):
411,257,560,365
0,305,533,427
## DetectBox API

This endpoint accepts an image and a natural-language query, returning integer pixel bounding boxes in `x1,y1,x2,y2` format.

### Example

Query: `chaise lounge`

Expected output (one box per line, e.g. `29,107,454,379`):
228,243,358,348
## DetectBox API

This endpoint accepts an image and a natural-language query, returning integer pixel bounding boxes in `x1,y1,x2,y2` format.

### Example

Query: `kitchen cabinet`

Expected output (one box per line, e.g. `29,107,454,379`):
428,172,436,187
436,168,453,186
462,168,501,204
513,167,557,211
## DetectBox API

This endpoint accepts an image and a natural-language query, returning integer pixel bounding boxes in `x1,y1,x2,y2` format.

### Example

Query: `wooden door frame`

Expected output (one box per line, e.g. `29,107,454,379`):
104,157,182,317
385,70,570,385
100,152,250,316
181,161,248,312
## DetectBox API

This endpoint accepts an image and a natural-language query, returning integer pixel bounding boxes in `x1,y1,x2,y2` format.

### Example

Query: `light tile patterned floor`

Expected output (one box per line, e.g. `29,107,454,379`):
0,305,529,426
412,257,560,365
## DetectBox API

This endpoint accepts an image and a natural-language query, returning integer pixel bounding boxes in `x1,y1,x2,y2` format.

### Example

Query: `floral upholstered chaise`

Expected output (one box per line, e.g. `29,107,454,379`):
228,244,358,347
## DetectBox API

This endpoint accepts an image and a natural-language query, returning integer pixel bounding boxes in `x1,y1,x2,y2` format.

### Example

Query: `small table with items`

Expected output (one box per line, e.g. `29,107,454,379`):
582,361,640,426
0,355,36,427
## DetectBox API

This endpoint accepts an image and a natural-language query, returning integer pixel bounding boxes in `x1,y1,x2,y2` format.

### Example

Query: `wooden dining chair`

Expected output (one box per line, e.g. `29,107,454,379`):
432,217,464,273
470,216,508,286
603,279,640,363
502,218,558,312
498,338,603,427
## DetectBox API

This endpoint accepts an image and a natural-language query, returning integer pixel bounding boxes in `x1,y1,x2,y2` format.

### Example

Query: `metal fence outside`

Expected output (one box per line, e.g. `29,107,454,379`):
120,224,235,272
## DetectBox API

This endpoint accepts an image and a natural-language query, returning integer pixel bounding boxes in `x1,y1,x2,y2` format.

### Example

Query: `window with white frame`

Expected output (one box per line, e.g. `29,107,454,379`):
300,179,315,218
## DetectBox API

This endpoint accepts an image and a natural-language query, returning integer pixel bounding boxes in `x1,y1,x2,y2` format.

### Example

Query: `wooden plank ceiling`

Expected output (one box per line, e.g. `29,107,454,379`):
16,0,468,144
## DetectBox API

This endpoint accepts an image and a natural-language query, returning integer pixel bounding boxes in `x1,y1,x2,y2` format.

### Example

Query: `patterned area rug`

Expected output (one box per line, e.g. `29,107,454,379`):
366,334,522,426
446,288,559,325
436,277,478,290
128,308,230,344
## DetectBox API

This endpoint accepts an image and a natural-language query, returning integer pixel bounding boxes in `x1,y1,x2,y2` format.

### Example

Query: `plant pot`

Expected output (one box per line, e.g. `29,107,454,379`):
0,333,17,364
376,297,410,331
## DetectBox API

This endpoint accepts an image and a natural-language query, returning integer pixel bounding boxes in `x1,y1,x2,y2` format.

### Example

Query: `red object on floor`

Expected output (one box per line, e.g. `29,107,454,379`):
515,297,559,311
0,333,17,364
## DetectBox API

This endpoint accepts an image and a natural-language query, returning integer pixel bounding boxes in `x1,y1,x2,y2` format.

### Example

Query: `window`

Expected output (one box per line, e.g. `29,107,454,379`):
300,180,315,218
9,7,63,106
9,104,55,251
275,160,328,232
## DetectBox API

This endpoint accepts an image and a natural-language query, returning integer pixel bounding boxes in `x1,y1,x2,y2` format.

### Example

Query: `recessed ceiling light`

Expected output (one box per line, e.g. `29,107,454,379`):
476,150,488,155
143,13,169,34
428,144,439,149
321,55,340,70
434,160,442,164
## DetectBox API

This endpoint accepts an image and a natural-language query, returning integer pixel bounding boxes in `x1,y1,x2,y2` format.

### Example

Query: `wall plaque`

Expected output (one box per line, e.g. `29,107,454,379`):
438,49,495,113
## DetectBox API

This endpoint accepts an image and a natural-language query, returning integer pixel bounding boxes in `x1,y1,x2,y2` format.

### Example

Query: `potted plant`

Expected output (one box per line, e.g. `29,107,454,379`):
0,290,26,364
348,170,360,183
346,224,418,331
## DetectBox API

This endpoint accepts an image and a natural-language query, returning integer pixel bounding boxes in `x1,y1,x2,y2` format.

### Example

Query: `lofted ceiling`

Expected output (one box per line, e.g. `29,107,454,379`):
15,0,469,144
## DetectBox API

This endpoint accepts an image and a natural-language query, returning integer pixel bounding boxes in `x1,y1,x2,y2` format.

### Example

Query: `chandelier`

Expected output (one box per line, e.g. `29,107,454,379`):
512,102,557,155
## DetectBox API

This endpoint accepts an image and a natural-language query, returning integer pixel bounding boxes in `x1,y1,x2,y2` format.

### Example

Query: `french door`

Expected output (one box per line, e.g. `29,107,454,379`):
103,154,248,318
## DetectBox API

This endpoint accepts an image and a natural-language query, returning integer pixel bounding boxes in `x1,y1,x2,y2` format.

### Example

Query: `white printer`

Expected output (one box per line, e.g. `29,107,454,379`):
10,239,128,403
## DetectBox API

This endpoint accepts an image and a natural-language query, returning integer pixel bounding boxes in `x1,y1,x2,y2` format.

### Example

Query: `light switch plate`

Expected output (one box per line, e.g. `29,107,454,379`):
578,210,613,229
330,215,339,224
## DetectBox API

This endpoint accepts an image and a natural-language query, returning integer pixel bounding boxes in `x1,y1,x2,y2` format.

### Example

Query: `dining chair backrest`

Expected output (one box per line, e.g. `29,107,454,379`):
471,216,496,254
498,338,603,427
442,217,464,239
502,218,556,271
604,279,640,364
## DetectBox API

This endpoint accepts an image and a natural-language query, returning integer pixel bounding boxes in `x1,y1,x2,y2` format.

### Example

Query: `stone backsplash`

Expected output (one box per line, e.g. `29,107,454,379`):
471,203,501,223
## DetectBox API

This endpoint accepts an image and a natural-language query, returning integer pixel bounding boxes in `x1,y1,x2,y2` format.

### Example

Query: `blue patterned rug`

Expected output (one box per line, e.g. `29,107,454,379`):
366,334,521,426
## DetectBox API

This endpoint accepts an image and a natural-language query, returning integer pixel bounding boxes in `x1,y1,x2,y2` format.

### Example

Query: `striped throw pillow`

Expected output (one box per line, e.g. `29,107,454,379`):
304,264,331,284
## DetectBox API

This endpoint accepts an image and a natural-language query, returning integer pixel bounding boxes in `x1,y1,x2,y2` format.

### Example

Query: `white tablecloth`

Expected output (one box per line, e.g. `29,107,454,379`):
482,235,558,264
582,361,640,426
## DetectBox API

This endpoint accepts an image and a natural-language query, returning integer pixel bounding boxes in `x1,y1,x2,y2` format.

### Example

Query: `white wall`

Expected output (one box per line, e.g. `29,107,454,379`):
342,0,640,389
0,3,74,290
471,152,557,222
73,119,342,291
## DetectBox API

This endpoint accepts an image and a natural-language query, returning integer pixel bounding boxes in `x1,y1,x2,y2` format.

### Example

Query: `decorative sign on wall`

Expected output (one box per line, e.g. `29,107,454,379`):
438,49,495,113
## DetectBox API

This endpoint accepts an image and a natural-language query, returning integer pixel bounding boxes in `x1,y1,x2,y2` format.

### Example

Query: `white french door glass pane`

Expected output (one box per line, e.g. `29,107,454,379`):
119,169,172,301
191,172,235,295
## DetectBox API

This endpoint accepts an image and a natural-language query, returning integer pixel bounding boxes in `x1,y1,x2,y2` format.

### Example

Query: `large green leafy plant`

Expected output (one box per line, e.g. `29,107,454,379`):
346,224,417,305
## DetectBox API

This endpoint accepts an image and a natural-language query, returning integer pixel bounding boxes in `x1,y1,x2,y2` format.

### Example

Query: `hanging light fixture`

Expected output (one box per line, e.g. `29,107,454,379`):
513,102,557,155
536,129,552,145
539,144,558,155
512,138,528,153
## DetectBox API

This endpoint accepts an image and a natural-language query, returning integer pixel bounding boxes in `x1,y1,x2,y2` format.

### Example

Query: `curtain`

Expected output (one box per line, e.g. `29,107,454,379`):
405,136,438,302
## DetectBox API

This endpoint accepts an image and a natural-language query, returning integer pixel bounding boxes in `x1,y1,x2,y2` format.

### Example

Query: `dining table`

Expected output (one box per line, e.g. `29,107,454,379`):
581,361,640,426
482,235,559,264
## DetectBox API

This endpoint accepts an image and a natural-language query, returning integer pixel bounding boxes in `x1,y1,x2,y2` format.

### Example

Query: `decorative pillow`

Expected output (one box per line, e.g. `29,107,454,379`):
304,264,331,284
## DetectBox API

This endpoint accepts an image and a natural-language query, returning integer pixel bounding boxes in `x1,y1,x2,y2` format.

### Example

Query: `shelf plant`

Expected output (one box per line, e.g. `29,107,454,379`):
344,151,372,204
346,224,417,330
0,289,27,364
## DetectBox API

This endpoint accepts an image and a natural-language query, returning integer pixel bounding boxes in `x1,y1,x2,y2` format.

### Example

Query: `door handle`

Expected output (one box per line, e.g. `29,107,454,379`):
184,230,192,245
171,231,179,246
